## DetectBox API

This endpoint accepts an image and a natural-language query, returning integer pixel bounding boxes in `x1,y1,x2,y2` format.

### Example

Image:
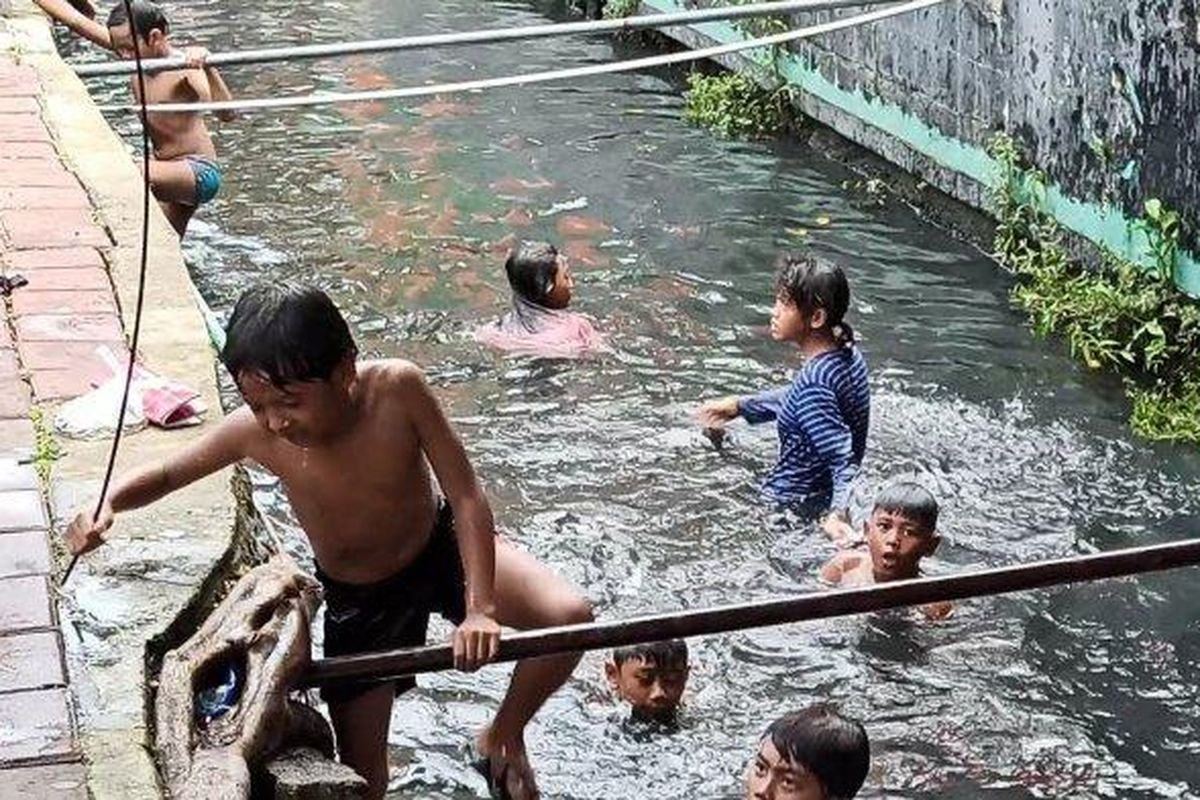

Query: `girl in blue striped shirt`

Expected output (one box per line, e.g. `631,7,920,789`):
699,254,870,523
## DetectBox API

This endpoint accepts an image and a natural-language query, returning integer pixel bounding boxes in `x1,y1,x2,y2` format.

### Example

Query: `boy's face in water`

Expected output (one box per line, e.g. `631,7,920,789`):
866,507,939,581
237,357,355,448
745,738,827,800
605,655,688,721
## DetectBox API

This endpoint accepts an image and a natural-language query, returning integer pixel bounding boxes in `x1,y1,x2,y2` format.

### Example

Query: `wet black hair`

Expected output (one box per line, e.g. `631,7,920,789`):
765,705,869,799
220,282,357,386
775,253,854,346
504,241,560,307
106,0,169,36
612,639,689,670
872,481,939,534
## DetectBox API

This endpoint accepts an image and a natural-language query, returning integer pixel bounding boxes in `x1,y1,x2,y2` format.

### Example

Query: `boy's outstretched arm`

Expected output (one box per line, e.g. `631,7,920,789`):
33,0,112,50
405,366,501,673
65,410,254,556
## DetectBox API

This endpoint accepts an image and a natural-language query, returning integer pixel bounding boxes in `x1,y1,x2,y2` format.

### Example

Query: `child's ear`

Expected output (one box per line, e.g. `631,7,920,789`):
604,661,620,691
810,307,828,330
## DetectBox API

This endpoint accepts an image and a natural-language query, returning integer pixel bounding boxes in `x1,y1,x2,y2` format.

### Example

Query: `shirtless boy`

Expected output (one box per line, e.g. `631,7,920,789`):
819,482,951,620
106,1,235,236
67,283,593,799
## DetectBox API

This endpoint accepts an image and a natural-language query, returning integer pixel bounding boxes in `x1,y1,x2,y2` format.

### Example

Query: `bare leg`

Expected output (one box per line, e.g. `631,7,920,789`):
477,539,593,799
328,683,395,800
148,158,197,236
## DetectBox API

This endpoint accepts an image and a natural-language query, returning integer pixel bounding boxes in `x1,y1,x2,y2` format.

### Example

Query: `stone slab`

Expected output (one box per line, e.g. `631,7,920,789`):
0,575,52,632
0,490,48,532
0,141,56,159
0,459,38,490
0,688,76,766
29,368,93,401
0,208,109,248
0,381,31,419
0,97,39,114
0,630,64,691
0,418,34,453
16,267,109,291
2,247,103,271
0,185,91,210
0,530,52,578
0,162,77,189
18,340,124,373
14,313,122,342
0,761,88,800
12,288,117,316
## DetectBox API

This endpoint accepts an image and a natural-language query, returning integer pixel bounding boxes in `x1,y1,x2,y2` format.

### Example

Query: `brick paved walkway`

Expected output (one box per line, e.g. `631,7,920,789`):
1,53,125,796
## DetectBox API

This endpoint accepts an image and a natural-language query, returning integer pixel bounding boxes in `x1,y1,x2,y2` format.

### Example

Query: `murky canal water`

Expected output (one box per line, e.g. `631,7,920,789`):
65,0,1200,796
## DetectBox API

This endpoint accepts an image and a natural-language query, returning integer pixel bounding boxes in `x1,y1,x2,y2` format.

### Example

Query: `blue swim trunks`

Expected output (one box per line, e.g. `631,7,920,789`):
185,155,222,205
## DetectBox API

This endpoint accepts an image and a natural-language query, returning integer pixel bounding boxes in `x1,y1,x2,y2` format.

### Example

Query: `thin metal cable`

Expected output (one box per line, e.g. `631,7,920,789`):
71,0,882,77
62,0,153,585
100,0,944,114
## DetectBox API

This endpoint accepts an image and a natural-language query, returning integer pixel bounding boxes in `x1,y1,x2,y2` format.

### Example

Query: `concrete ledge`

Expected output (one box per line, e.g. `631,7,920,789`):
2,3,240,797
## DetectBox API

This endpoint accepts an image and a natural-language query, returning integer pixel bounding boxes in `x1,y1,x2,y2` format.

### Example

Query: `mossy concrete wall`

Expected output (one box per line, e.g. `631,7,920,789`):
645,0,1200,292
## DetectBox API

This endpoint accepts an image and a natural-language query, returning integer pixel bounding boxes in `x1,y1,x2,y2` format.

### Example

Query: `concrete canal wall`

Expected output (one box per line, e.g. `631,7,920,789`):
643,0,1200,293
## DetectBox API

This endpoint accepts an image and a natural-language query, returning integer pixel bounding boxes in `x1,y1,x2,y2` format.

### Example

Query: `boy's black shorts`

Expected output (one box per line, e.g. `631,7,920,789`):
316,499,466,704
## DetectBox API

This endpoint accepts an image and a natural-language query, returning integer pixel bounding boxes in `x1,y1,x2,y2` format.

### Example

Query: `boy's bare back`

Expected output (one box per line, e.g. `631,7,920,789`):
134,68,216,160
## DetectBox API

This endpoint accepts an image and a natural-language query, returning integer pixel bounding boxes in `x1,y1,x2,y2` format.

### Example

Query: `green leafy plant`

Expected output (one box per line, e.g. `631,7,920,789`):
1140,197,1181,282
603,0,640,19
988,132,1200,443
683,72,793,137
29,406,63,485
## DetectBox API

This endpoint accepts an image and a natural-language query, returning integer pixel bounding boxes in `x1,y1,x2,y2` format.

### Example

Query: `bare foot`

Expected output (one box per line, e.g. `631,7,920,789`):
475,732,539,800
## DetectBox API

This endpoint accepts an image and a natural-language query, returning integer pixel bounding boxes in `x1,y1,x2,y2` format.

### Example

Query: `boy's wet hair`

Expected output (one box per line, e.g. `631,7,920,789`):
106,0,169,36
872,481,939,533
221,282,357,385
611,639,688,670
775,253,853,345
505,241,560,307
766,705,869,799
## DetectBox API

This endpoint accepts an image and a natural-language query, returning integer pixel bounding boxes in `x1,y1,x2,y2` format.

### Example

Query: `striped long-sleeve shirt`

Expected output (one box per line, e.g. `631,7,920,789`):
737,345,870,512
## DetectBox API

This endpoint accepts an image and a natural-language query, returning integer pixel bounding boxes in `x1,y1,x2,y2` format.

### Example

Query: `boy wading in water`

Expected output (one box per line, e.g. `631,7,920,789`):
67,284,592,799
106,1,235,237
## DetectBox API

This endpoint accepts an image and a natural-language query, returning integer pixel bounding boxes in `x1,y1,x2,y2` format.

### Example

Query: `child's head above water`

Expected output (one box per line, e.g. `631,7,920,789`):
106,0,170,59
745,705,869,800
221,282,359,447
605,639,689,721
866,481,940,582
770,253,852,348
505,241,573,310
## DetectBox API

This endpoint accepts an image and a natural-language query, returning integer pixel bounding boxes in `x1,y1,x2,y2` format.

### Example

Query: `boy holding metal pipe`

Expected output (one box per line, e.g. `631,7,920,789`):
66,282,592,800
105,0,235,237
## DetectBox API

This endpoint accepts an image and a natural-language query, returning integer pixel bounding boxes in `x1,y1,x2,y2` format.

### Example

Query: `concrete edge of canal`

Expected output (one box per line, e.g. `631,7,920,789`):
1,2,251,797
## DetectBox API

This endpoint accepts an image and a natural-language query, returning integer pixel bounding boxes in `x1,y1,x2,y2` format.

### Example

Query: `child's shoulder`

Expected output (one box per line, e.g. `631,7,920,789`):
359,358,430,395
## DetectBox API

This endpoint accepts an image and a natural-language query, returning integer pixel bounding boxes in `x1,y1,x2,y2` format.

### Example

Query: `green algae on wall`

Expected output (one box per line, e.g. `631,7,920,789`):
640,0,1200,295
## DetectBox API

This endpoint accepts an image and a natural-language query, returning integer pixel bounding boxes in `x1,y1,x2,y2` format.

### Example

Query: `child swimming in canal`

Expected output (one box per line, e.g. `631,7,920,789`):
605,639,689,722
745,705,870,800
698,254,870,525
820,482,951,620
66,282,593,800
106,1,235,237
476,240,608,358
